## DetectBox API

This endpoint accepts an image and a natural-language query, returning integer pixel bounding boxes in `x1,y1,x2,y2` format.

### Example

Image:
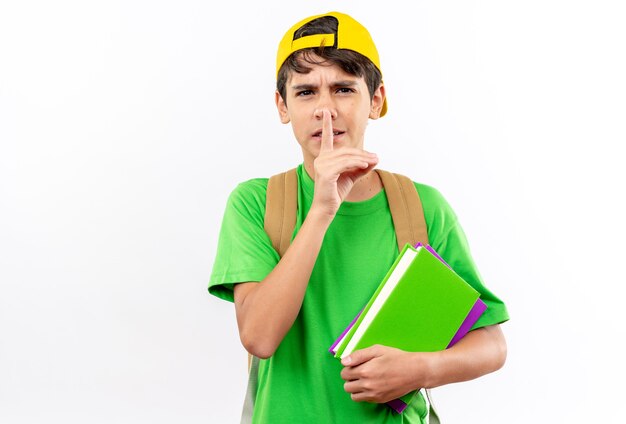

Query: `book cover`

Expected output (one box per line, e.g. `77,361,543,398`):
330,243,487,413
329,243,474,355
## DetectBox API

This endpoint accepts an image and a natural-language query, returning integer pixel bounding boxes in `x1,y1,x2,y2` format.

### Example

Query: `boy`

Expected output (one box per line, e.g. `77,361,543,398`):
209,11,509,423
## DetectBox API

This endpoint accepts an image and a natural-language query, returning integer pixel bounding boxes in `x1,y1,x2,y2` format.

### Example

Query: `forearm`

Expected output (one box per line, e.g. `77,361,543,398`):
420,325,507,389
339,326,506,403
235,207,334,358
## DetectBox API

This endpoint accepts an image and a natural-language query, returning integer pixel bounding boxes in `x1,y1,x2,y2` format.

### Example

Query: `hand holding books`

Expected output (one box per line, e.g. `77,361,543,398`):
330,243,487,413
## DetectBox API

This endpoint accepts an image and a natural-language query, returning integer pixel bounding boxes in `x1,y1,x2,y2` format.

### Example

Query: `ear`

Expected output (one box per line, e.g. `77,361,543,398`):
275,90,290,124
369,84,386,120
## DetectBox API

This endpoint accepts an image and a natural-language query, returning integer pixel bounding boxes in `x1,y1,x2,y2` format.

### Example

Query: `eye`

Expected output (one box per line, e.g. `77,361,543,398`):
336,87,356,94
296,90,314,97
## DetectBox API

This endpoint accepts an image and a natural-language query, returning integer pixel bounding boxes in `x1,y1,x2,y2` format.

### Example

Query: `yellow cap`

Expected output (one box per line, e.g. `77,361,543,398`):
276,11,387,117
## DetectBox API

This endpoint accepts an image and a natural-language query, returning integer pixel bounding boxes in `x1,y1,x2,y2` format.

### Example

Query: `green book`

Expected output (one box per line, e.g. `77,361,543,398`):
329,243,486,413
333,243,482,358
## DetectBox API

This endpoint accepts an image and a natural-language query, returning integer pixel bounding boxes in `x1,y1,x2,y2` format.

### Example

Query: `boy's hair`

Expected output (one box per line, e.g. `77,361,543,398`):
276,13,385,114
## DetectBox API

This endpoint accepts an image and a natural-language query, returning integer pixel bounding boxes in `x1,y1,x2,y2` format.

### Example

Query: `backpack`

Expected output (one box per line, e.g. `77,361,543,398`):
241,168,441,424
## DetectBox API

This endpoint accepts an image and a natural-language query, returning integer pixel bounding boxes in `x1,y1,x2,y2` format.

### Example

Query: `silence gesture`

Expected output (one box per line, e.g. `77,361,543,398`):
311,109,379,218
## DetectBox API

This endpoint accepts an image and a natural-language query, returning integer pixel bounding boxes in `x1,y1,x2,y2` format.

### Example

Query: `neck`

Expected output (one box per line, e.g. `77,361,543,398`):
345,170,383,202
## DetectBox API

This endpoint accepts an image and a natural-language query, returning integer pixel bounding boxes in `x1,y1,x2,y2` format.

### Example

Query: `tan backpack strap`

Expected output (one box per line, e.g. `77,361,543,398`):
264,168,298,258
375,169,429,250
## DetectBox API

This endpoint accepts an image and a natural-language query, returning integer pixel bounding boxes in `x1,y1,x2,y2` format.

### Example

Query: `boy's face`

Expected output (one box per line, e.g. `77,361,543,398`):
275,55,385,167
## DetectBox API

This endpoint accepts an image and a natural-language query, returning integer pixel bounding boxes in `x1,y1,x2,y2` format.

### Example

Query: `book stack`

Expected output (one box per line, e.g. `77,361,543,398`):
329,243,487,413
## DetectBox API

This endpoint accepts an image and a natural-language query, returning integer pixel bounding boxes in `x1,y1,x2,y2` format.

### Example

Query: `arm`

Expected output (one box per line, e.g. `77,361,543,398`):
234,209,332,359
340,324,507,403
234,110,379,359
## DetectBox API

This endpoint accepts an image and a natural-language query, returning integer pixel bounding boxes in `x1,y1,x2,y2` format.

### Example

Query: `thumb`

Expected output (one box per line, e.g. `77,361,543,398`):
341,345,381,367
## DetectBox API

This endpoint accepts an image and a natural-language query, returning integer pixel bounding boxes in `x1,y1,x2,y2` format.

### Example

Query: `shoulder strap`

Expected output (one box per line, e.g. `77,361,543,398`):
375,169,429,249
240,355,259,424
264,168,298,257
264,168,428,256
424,388,441,424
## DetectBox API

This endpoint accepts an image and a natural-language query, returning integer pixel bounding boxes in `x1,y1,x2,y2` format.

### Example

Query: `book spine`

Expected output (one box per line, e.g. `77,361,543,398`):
334,244,415,357
328,309,363,354
386,398,408,413
447,298,488,348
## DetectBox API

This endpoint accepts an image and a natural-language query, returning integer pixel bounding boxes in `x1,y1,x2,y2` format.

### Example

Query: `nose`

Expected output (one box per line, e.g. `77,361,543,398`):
313,95,337,120
314,107,337,121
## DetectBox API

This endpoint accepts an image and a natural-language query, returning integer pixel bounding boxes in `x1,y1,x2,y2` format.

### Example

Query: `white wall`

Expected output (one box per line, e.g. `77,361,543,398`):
1,1,624,422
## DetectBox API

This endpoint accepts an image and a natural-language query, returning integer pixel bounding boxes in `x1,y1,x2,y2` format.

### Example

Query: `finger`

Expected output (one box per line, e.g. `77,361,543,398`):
320,109,333,152
317,149,378,168
341,345,381,367
350,392,369,402
324,152,379,171
343,380,363,394
328,151,378,162
340,366,359,381
324,155,378,173
358,160,379,176
322,146,378,158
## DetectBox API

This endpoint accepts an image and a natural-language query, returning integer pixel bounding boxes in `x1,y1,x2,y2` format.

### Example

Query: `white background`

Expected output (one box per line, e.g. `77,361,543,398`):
1,1,625,423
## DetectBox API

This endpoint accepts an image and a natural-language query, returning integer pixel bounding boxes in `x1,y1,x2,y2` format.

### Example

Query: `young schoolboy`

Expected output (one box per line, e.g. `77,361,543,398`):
209,11,509,423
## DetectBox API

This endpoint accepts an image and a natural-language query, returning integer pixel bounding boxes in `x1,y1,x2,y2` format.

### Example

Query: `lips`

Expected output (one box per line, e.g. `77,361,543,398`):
312,129,345,137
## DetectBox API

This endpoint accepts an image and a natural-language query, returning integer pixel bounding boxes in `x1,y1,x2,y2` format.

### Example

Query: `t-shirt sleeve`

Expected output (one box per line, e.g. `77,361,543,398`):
416,183,510,329
208,179,280,303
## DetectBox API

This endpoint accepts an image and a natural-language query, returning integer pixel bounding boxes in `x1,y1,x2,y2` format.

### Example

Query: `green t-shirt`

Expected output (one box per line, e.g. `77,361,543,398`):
209,165,509,423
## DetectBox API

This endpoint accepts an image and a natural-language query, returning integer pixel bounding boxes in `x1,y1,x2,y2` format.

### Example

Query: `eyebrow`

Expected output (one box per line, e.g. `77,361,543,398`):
291,80,359,91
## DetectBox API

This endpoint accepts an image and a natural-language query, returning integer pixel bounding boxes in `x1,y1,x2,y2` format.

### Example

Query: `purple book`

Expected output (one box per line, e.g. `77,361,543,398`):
329,243,487,413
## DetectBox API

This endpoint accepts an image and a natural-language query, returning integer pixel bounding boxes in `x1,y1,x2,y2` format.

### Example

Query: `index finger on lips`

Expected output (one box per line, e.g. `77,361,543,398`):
320,109,333,152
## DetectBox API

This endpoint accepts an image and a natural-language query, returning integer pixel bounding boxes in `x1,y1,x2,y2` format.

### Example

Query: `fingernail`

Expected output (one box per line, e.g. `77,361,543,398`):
341,357,352,366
